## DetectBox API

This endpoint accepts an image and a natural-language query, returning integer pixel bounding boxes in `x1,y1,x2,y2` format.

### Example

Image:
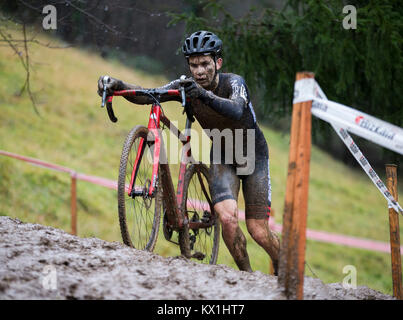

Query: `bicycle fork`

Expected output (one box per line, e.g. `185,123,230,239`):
127,103,161,198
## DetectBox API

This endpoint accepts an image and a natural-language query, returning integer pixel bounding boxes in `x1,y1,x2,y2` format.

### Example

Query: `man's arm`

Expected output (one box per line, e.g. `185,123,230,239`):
97,76,182,104
199,91,246,121
182,75,248,121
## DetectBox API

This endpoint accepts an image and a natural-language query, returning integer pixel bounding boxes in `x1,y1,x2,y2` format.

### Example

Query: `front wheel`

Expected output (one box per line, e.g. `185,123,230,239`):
117,125,162,251
179,164,220,264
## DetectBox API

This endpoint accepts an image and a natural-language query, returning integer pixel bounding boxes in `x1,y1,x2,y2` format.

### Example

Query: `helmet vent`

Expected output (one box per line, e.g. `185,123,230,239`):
193,37,199,49
201,36,210,47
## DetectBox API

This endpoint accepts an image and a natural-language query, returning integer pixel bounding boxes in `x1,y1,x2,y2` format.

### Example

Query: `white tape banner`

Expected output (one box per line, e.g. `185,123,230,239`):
294,79,403,155
332,123,403,214
293,78,403,215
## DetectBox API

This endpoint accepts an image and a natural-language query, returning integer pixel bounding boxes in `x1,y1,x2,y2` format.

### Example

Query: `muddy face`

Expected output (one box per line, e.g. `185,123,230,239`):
188,55,222,91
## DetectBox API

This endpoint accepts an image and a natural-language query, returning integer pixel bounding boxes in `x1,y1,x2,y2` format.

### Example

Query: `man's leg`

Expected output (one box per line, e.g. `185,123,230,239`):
242,158,280,275
209,163,252,272
214,199,252,272
245,217,280,275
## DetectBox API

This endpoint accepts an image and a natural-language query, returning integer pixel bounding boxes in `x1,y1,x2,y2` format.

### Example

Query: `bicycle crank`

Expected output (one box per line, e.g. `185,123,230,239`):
162,208,173,241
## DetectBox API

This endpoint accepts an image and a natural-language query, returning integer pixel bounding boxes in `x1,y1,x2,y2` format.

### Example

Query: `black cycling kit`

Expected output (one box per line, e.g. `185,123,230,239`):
120,73,272,219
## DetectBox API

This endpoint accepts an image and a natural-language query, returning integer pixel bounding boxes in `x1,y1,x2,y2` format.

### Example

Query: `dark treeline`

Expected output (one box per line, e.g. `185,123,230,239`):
1,0,190,76
1,0,280,77
171,0,403,173
1,0,402,175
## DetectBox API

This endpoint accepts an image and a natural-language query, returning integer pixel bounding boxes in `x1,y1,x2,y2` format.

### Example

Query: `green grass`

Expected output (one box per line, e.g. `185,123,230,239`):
0,23,402,296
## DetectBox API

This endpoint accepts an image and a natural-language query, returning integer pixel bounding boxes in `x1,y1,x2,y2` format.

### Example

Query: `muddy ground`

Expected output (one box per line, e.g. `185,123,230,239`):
0,216,394,300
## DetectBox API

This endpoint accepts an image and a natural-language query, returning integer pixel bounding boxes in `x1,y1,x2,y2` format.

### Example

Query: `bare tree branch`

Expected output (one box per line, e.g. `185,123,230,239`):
0,27,27,71
21,23,41,117
0,24,41,116
0,38,72,49
64,0,121,36
16,0,167,43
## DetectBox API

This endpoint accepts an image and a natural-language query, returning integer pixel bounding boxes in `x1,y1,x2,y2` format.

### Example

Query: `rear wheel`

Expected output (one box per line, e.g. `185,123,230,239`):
179,164,220,264
117,125,161,251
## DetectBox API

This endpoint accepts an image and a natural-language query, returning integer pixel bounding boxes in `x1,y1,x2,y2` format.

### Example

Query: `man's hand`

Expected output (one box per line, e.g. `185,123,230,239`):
97,76,123,97
179,78,206,99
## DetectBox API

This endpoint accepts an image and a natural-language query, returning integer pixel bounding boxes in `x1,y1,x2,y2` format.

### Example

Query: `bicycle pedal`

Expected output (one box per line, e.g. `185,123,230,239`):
201,210,211,223
191,252,205,260
201,217,210,223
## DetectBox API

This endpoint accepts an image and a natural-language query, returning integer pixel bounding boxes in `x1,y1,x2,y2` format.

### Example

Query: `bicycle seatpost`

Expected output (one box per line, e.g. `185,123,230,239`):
101,75,110,108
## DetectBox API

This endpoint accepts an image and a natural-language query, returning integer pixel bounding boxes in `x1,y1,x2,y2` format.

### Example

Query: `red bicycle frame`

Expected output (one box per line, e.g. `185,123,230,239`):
110,89,192,229
108,89,215,232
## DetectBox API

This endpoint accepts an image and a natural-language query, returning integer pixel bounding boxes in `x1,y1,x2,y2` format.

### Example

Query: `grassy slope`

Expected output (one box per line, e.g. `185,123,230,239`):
0,25,402,295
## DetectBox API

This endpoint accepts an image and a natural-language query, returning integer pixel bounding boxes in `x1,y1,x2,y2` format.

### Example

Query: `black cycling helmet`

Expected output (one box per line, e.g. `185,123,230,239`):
182,30,223,58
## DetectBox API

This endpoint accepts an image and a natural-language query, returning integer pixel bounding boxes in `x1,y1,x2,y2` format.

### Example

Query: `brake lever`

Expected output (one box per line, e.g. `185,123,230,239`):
101,75,110,108
179,75,186,107
179,75,195,123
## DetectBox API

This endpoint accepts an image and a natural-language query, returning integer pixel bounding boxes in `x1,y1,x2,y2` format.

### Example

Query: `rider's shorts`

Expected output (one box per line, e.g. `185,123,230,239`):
209,157,272,220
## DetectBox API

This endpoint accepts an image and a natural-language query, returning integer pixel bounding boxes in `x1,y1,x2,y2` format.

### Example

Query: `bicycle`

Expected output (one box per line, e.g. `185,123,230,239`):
100,75,220,264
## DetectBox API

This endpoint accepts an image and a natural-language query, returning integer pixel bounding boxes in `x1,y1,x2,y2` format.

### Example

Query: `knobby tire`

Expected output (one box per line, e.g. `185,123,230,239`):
117,125,162,251
179,163,220,264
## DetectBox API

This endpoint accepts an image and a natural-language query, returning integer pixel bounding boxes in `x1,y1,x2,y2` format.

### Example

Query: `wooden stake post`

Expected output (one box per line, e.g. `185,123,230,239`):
385,164,402,300
278,72,313,300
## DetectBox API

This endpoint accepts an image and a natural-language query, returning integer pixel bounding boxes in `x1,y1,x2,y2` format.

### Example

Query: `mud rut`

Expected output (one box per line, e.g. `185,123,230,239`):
0,216,394,300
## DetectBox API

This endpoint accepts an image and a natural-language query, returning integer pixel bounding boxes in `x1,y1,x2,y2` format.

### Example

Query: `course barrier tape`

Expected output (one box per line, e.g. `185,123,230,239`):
1,149,401,253
294,79,403,155
293,79,403,215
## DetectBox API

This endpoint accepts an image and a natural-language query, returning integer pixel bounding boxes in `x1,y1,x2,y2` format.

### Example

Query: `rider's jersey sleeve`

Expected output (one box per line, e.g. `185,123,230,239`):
199,75,248,121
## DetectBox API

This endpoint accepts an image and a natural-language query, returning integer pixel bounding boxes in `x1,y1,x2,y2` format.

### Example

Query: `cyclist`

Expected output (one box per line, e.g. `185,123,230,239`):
98,30,280,275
